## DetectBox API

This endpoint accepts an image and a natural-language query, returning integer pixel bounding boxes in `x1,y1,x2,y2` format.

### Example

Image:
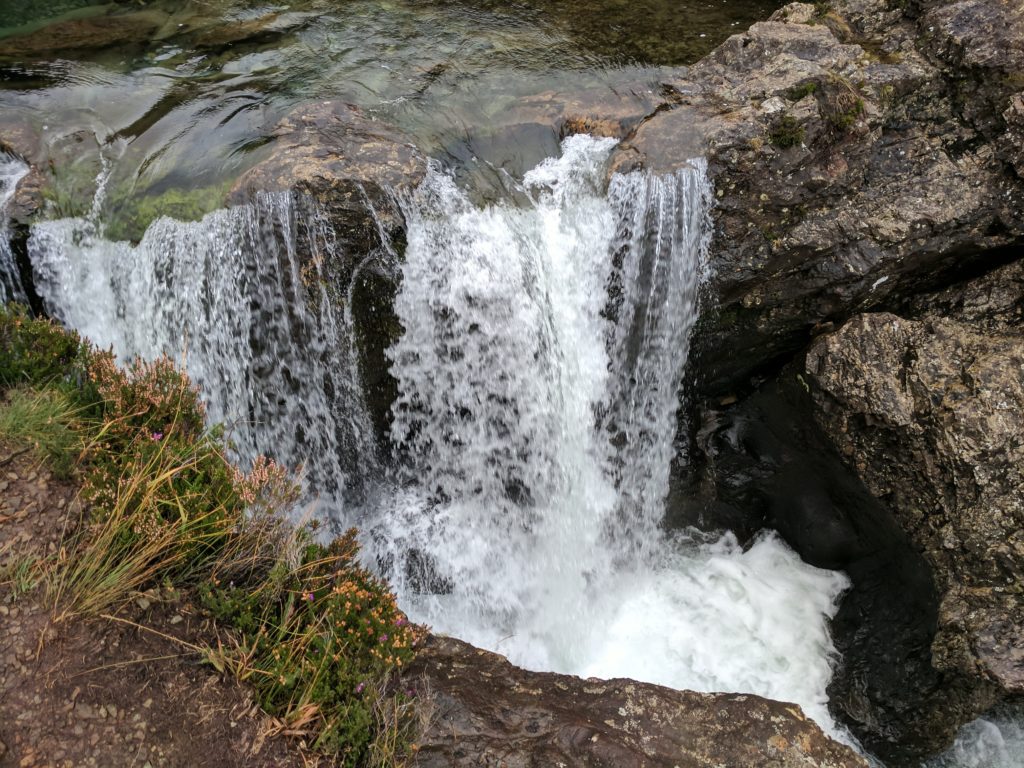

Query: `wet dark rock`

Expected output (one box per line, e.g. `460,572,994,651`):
803,292,1024,757
609,0,1024,394
677,372,957,765
407,634,869,768
231,102,426,449
1,123,48,314
904,257,1024,331
0,120,46,228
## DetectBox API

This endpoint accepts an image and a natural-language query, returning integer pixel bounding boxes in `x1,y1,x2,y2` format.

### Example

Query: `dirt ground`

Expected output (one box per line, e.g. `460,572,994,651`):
0,442,318,768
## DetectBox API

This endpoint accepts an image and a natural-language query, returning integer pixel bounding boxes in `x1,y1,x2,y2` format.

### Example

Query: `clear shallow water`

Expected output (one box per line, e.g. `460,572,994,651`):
0,0,778,236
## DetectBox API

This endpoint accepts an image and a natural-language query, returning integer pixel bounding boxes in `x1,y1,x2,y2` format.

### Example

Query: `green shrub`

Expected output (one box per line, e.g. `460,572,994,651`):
201,529,424,766
2,306,425,763
0,304,93,391
769,114,805,148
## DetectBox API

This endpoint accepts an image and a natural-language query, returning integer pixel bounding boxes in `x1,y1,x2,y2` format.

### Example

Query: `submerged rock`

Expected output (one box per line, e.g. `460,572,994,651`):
0,12,167,59
407,634,868,768
609,0,1024,394
804,271,1024,757
230,101,425,256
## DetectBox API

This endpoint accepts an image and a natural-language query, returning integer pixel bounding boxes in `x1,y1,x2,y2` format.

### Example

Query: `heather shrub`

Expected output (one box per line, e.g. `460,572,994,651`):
0,304,93,390
201,528,425,766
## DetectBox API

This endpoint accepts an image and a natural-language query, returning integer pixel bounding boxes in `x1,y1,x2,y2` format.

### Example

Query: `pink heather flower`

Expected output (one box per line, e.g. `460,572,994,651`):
379,634,388,643
394,618,406,627
304,592,315,602
151,431,163,441
355,682,366,694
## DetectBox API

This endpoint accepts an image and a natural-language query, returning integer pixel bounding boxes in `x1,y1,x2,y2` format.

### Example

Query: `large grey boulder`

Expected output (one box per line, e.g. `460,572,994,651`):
407,635,868,768
610,0,1024,394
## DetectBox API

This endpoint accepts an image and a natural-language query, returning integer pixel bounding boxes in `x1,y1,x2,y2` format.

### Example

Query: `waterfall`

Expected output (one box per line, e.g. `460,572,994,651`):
28,192,378,513
364,135,851,733
0,153,30,304
22,134,851,739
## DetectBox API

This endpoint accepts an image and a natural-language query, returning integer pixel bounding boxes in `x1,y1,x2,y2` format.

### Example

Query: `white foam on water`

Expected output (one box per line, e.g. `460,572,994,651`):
366,134,853,737
0,152,30,304
927,707,1024,768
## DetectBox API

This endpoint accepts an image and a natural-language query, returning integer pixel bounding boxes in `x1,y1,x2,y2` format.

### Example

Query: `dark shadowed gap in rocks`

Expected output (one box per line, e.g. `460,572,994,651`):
673,371,941,764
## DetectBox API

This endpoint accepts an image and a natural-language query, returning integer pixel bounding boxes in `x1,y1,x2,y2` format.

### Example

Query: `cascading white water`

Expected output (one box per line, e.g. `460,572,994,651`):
16,126,1024,767
0,153,30,304
28,192,378,510
365,135,852,733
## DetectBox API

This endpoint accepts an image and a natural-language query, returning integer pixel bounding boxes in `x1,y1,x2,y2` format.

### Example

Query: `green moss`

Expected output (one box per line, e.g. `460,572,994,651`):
104,182,231,243
785,81,818,101
768,114,805,149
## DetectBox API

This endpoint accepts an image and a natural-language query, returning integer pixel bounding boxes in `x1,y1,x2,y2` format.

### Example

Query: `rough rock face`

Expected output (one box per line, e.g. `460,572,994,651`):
406,635,868,768
231,102,427,448
610,0,1024,394
804,272,1024,756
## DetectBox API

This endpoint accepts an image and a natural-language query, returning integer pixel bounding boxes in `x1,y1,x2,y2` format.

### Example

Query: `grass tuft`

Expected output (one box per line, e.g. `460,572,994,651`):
769,113,806,148
0,387,86,477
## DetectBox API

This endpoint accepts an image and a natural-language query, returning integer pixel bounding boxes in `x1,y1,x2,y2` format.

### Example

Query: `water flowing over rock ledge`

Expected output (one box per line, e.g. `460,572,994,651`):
609,0,1024,396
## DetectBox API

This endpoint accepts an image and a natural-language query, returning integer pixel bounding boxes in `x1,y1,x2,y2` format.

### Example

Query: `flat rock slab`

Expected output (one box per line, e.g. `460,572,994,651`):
407,635,867,768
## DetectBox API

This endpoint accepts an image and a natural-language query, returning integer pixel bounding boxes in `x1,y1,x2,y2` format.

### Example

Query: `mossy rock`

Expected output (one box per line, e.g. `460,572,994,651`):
103,182,231,243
